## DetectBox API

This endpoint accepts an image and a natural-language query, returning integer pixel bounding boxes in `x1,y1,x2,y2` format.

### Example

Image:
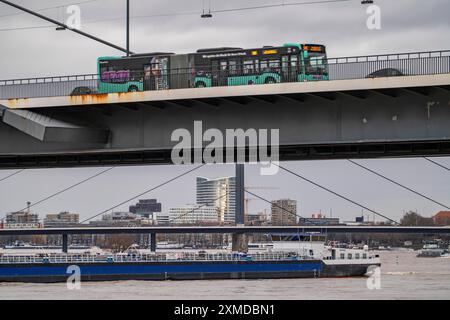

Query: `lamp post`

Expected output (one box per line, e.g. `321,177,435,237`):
0,0,132,54
126,0,130,56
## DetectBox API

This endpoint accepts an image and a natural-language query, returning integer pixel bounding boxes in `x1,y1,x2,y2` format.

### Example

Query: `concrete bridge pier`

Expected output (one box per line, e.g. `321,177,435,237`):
232,233,248,253
150,233,157,252
232,164,249,253
62,234,68,253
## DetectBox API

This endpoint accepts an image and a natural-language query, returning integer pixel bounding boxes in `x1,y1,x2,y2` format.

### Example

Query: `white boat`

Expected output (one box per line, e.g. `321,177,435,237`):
246,233,379,265
417,242,448,258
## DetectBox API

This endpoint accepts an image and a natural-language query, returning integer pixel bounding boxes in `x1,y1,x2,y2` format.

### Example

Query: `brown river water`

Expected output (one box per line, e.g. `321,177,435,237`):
0,250,449,300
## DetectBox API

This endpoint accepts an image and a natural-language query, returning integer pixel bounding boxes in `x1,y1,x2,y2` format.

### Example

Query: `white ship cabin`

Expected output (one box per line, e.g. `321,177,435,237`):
248,233,379,262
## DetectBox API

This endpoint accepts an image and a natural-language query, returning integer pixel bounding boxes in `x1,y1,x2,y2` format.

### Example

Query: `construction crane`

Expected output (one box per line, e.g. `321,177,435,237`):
244,186,279,216
244,198,257,216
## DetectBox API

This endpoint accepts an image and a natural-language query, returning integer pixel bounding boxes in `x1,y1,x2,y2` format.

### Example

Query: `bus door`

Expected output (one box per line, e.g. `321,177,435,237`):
144,56,170,91
281,55,290,82
290,55,299,81
212,60,228,86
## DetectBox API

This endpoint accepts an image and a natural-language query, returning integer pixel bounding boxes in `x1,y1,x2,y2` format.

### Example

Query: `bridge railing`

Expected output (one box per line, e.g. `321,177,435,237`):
0,50,449,100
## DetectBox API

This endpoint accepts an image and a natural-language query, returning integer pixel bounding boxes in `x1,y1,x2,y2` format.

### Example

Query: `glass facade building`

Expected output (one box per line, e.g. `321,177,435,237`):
196,176,236,224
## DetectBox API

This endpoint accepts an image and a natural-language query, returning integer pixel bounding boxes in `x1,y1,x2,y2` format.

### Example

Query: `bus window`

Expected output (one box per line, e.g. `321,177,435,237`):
220,61,228,71
281,56,289,72
243,60,254,75
269,60,280,71
304,52,327,75
229,60,237,75
260,60,269,72
254,59,260,73
291,56,299,69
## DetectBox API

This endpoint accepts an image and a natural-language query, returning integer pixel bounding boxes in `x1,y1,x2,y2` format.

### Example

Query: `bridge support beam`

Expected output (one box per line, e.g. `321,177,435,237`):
150,233,156,252
235,164,245,225
232,164,248,252
232,233,248,253
62,234,68,253
2,109,109,144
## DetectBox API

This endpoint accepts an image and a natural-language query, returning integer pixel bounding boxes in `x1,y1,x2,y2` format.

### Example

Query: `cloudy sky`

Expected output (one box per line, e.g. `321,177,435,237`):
0,0,449,222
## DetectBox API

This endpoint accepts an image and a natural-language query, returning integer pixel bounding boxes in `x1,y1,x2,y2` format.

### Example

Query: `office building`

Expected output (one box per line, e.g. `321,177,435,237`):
129,199,162,219
298,213,340,226
197,176,235,223
44,212,80,228
4,211,40,229
169,205,218,225
271,199,297,226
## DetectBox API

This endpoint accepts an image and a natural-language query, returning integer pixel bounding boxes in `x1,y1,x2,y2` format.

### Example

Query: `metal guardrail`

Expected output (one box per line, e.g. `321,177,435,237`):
0,50,449,100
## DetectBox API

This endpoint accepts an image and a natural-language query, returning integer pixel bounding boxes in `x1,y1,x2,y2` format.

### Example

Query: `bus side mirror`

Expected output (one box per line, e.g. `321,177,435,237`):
303,51,309,59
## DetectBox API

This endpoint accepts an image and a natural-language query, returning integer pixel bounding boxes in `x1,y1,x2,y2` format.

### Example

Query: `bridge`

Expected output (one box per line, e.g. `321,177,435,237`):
2,225,449,236
2,225,449,253
0,50,449,168
1,49,449,253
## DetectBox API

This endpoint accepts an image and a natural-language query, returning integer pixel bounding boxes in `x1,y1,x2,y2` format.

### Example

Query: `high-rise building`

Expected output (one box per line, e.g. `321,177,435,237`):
298,213,340,226
271,199,297,226
245,210,270,225
169,205,219,225
102,212,137,221
196,176,236,223
89,212,141,227
154,212,170,225
44,212,79,228
4,211,40,229
129,199,162,219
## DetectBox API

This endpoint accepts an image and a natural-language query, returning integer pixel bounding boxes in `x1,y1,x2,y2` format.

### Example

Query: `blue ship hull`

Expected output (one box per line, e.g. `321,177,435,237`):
0,260,378,283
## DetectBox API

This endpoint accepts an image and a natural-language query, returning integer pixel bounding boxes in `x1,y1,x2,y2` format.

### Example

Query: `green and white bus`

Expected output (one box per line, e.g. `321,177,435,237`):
96,43,328,93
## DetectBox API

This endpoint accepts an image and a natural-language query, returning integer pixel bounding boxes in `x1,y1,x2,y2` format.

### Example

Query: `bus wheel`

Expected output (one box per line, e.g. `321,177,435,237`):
196,82,206,88
265,77,276,84
128,86,139,92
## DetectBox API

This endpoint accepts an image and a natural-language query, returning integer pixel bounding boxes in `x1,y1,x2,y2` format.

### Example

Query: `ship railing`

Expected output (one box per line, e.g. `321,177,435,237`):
0,251,316,264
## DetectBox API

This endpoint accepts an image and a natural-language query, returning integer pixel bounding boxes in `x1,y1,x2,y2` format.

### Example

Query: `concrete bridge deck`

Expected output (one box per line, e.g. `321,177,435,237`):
1,225,450,236
0,50,449,168
1,73,449,109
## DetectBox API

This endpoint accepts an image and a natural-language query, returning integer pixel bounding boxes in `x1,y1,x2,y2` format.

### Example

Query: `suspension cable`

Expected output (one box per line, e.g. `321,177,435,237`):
348,159,450,210
273,163,399,225
81,164,205,224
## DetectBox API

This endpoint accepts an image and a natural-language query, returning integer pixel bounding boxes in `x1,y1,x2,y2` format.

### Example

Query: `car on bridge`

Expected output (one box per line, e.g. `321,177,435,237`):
366,68,404,78
70,86,98,96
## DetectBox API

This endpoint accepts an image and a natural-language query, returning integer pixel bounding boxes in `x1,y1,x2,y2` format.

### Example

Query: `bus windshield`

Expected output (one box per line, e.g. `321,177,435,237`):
305,52,328,75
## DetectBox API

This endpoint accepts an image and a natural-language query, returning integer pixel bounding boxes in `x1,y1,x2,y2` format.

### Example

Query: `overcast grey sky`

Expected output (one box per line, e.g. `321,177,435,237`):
0,0,449,222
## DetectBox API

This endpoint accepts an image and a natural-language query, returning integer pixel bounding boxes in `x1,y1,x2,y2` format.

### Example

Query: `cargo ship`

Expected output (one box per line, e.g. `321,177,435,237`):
0,234,380,283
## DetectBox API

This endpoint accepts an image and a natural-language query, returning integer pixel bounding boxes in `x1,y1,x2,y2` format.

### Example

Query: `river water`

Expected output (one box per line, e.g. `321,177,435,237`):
0,250,449,300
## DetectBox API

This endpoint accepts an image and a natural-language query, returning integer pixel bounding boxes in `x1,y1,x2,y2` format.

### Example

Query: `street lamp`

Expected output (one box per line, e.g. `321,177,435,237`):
126,0,130,56
201,0,212,18
201,12,212,18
